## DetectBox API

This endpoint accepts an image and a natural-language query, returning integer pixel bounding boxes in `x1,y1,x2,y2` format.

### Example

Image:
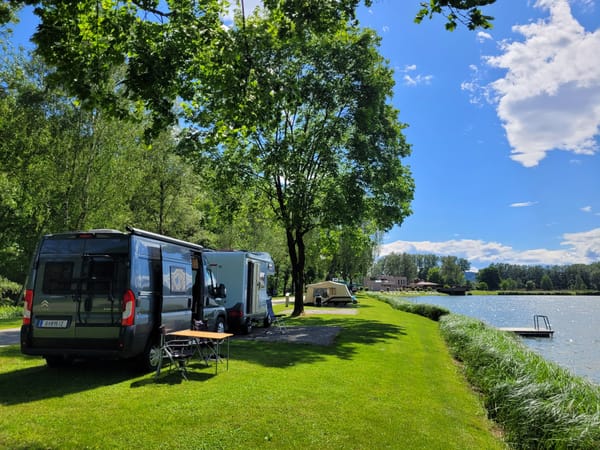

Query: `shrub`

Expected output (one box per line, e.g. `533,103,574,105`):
0,305,22,320
369,293,450,321
0,276,22,306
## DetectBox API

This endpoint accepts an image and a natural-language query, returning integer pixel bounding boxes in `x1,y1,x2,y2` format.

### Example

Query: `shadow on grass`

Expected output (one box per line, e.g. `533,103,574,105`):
0,315,407,403
0,346,226,403
232,317,406,368
0,351,144,405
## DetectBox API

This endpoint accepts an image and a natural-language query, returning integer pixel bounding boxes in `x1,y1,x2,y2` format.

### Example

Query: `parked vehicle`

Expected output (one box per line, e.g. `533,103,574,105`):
204,251,275,334
20,227,227,369
305,281,356,306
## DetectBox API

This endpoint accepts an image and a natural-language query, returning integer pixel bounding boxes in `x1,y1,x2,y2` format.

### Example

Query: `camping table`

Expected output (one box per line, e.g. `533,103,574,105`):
168,330,234,374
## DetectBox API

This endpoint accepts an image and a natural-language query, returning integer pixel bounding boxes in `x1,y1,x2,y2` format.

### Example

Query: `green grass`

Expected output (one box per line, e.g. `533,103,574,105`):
0,295,504,449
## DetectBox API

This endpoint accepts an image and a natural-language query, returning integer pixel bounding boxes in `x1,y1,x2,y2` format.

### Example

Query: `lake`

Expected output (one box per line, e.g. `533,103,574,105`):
406,295,600,384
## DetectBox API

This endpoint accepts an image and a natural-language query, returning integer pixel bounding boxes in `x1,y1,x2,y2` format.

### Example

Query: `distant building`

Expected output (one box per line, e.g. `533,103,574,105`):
364,275,408,291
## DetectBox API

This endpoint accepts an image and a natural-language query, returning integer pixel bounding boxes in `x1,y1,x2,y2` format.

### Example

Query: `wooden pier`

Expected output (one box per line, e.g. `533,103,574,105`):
499,315,554,338
498,327,554,338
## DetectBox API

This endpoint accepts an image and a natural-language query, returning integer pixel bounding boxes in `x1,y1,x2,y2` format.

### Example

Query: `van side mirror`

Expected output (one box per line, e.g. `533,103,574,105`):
216,283,227,298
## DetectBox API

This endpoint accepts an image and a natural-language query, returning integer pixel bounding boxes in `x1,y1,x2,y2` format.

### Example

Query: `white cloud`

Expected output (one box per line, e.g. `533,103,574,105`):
400,64,433,86
403,74,434,86
477,31,493,43
581,205,593,212
484,0,600,167
380,227,600,268
510,201,538,207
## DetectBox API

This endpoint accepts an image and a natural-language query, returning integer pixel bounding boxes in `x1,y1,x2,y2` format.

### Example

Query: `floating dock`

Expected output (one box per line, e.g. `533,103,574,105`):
499,315,554,338
498,327,554,338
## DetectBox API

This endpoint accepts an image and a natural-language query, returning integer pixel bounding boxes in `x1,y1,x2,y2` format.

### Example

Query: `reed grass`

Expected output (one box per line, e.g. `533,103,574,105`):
439,314,600,449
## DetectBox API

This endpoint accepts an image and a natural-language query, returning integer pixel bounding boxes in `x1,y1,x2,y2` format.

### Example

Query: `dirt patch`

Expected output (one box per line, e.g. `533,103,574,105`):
235,325,342,346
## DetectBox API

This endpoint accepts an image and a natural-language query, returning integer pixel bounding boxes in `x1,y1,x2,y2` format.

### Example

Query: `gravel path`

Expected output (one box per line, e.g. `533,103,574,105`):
235,325,342,346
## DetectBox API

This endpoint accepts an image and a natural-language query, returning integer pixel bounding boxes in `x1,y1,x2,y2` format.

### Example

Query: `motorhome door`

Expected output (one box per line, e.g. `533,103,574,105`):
160,244,193,331
246,261,260,314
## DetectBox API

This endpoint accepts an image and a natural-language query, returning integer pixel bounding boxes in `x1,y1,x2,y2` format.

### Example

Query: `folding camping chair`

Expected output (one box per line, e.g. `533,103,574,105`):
266,298,287,334
155,326,194,380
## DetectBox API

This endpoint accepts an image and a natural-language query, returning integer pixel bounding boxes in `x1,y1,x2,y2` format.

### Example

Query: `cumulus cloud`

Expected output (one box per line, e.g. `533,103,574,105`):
485,0,600,167
379,227,600,268
400,64,433,86
581,205,593,212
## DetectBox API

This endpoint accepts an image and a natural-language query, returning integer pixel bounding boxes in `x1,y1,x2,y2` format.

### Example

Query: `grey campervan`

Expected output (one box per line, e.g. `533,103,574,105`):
21,228,227,369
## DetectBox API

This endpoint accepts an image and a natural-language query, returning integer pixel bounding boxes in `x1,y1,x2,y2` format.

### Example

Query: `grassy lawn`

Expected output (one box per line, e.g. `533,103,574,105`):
0,296,505,449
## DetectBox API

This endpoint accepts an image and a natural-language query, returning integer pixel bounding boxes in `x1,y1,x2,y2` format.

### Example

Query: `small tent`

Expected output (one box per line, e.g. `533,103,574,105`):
305,281,355,306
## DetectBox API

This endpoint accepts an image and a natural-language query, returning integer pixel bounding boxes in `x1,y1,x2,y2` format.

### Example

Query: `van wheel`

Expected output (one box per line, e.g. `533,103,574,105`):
138,338,161,372
242,319,252,335
215,317,226,333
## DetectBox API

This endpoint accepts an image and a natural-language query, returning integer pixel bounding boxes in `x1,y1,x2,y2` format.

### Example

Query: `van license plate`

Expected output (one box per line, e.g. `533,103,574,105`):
37,319,69,328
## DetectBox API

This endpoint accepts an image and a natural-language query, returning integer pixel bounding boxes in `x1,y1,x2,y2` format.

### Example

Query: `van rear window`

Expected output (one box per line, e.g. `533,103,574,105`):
88,259,117,294
42,262,74,294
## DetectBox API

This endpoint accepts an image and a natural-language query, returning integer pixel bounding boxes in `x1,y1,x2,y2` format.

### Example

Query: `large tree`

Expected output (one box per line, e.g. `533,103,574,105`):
186,9,414,315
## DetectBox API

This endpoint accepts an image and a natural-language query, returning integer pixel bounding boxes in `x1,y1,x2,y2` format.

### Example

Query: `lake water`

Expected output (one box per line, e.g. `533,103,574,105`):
406,295,600,385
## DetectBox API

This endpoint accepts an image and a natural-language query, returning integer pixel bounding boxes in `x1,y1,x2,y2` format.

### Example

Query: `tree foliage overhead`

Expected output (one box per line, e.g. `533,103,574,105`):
414,0,495,30
0,0,498,133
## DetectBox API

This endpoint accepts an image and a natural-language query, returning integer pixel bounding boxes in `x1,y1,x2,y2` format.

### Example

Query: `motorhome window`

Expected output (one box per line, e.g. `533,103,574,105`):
42,262,74,294
259,272,266,289
134,239,160,260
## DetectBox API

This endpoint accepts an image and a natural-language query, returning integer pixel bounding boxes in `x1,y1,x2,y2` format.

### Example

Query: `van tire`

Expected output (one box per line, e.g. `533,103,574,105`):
215,317,226,333
242,318,252,335
138,337,161,372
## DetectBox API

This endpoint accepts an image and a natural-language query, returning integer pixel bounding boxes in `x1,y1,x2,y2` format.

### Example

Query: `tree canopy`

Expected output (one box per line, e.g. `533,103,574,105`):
0,0,499,306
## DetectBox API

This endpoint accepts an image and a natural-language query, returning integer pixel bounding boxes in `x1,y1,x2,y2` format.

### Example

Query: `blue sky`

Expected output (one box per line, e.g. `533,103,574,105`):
9,1,600,270
357,0,600,270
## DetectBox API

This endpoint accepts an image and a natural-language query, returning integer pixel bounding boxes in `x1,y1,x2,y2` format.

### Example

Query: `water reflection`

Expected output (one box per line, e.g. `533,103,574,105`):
408,295,600,384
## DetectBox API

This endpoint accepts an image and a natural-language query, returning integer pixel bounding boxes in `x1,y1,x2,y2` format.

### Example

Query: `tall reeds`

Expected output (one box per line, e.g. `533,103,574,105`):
440,314,600,449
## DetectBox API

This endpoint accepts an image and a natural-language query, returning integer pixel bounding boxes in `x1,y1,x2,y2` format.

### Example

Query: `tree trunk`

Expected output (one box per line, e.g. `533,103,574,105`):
286,227,305,317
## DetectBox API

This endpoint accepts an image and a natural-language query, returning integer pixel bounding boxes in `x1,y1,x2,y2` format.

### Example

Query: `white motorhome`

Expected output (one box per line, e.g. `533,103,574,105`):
204,251,275,334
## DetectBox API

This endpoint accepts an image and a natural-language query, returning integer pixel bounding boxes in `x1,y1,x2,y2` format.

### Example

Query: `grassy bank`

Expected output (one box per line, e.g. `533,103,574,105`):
440,314,600,449
376,292,600,449
0,296,503,449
